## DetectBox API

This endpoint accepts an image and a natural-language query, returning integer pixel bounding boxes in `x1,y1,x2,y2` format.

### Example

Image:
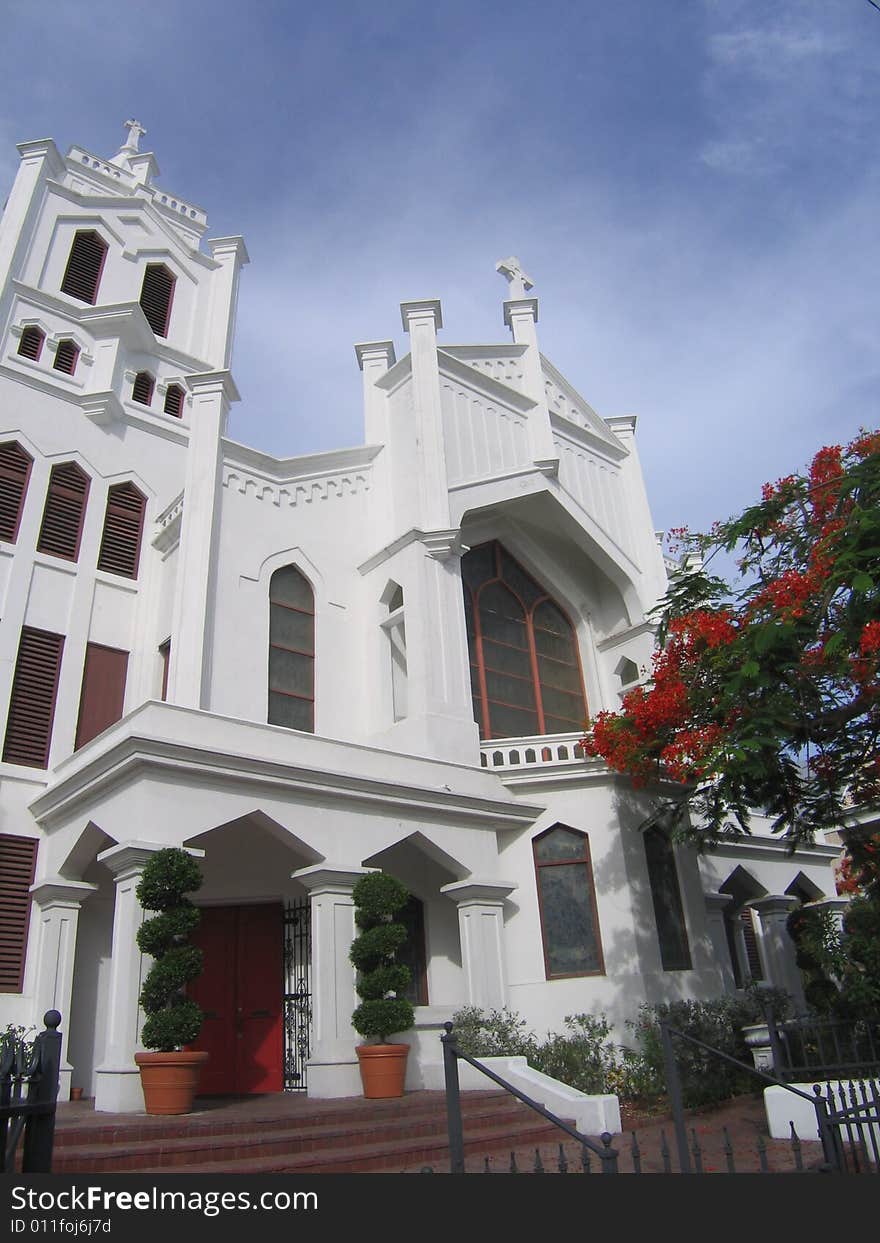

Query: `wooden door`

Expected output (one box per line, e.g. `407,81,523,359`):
189,904,283,1094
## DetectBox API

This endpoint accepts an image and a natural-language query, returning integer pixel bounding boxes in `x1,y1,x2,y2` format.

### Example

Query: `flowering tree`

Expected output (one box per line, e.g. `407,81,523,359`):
583,429,880,848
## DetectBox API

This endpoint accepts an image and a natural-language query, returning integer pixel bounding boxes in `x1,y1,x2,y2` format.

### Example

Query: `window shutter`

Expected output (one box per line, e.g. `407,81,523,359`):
60,231,107,304
2,628,65,768
0,834,38,992
0,442,33,544
75,643,128,749
97,483,146,579
131,372,154,406
139,264,175,337
17,325,44,361
53,339,80,375
163,384,184,418
741,909,764,980
36,462,90,561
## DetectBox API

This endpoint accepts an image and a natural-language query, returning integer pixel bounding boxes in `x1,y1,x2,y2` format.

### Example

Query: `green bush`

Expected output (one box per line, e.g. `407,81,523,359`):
349,872,415,1043
136,848,204,1052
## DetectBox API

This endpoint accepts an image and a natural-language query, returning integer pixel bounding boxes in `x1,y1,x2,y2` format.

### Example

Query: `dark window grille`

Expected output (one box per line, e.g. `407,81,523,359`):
17,326,44,361
463,541,588,739
0,442,33,544
268,565,315,732
0,834,38,991
60,231,107,304
163,384,184,418
283,898,312,1091
131,372,154,406
52,339,79,376
533,825,604,979
2,628,65,769
97,483,146,579
139,264,175,337
36,462,90,561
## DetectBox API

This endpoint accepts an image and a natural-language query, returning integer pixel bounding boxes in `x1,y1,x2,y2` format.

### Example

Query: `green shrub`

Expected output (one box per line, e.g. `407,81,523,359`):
349,872,415,1043
136,848,204,1052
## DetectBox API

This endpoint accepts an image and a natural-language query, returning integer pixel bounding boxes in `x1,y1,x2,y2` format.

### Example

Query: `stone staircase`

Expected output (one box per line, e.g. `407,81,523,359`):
52,1090,576,1174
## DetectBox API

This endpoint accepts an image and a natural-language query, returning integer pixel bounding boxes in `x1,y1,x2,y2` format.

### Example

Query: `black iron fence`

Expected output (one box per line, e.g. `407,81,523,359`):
764,1008,880,1083
1,1010,62,1174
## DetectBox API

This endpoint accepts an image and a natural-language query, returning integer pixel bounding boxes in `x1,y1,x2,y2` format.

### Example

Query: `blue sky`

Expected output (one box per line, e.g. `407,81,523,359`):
2,0,878,542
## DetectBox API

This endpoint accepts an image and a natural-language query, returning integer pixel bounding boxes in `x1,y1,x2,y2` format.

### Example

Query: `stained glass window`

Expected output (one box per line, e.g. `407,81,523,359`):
533,826,604,978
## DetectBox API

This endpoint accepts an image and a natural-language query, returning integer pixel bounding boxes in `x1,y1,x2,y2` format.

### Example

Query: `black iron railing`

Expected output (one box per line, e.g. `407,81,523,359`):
1,1010,62,1174
764,1007,880,1083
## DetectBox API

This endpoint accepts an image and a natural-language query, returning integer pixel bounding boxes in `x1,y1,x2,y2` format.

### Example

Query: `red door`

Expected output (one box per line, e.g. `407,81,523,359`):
189,904,283,1094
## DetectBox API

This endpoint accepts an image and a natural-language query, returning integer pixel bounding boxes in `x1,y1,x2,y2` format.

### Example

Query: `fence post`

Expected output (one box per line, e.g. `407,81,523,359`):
659,1021,692,1174
812,1084,843,1174
763,1002,787,1079
441,1022,465,1174
21,1010,62,1174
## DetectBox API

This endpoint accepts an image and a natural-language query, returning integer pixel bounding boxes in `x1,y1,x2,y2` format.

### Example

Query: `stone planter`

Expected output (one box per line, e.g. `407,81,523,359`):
741,1023,773,1072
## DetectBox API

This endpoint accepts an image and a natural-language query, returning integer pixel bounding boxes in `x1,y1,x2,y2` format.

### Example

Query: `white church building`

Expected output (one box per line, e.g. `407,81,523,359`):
0,123,842,1112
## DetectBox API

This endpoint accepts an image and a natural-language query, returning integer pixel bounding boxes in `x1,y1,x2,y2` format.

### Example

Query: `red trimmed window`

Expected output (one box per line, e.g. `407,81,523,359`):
2,627,65,768
139,264,175,337
0,834,38,991
60,230,108,304
53,339,80,376
97,483,146,579
163,384,185,418
17,325,45,361
533,825,604,979
36,462,90,561
462,541,588,739
0,442,33,544
131,372,154,406
75,643,128,749
268,565,315,732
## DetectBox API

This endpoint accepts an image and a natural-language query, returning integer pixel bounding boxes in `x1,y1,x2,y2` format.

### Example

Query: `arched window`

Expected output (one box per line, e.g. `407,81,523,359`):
268,565,315,732
163,384,185,418
97,482,147,579
60,231,108,304
139,264,175,337
644,828,692,971
381,584,407,722
131,372,154,406
0,442,33,544
52,339,79,376
533,825,604,979
17,325,44,361
36,462,90,561
462,541,588,739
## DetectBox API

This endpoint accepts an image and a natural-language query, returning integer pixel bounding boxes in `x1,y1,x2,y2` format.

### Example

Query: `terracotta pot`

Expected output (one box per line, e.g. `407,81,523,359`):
355,1043,409,1098
135,1051,209,1115
69,1087,83,1101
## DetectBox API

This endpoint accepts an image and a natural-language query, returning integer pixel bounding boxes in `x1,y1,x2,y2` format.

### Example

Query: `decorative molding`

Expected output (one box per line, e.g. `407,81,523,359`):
81,391,126,427
222,463,372,507
596,619,655,651
152,493,184,553
400,298,443,331
357,526,467,575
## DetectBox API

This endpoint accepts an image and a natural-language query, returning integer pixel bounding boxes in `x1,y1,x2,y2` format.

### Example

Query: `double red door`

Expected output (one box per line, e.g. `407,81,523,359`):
189,904,283,1094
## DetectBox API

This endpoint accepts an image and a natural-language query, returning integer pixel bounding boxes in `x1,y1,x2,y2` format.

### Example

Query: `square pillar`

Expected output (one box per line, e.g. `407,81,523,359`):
29,878,98,1102
703,891,736,995
750,895,804,1008
292,863,373,1098
441,879,516,1010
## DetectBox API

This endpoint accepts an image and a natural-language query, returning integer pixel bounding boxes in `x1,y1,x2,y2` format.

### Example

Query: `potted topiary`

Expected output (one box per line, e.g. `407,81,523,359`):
349,871,415,1098
133,848,208,1115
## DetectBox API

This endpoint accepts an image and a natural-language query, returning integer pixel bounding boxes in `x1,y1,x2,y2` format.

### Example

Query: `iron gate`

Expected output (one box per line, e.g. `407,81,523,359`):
282,898,312,1091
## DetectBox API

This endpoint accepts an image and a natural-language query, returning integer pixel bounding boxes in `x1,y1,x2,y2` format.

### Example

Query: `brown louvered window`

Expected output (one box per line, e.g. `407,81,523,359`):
131,372,154,406
740,908,764,981
17,325,45,361
97,482,146,579
0,442,33,544
2,628,65,768
53,339,80,376
163,384,184,418
139,264,175,337
36,462,89,561
0,834,38,991
60,230,108,304
75,643,128,749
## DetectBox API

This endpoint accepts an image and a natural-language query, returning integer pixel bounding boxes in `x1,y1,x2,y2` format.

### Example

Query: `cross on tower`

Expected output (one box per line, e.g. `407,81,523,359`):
495,256,534,299
121,119,146,153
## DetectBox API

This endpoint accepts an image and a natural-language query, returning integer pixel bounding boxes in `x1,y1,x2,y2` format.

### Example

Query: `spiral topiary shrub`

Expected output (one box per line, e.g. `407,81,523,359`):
136,848,204,1051
349,871,415,1043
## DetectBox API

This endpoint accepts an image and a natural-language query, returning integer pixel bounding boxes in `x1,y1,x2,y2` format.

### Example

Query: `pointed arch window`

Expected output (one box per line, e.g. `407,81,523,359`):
52,339,80,376
0,442,33,544
462,541,588,739
97,483,146,579
36,462,90,561
533,825,604,979
163,384,185,418
17,325,45,361
132,372,154,406
60,230,108,304
268,565,315,732
139,264,175,337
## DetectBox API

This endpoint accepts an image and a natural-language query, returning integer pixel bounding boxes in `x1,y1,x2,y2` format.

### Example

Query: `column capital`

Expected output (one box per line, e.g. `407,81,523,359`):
806,896,851,915
748,894,800,917
97,841,204,880
400,299,443,332
441,878,517,905
292,863,374,895
30,877,98,909
605,414,638,437
704,890,735,913
208,235,250,266
355,341,396,371
184,369,240,403
502,297,539,329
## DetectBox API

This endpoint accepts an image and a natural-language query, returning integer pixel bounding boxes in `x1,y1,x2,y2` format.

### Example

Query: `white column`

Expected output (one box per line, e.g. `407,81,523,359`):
750,895,804,1008
703,891,736,994
502,297,558,472
355,341,396,546
400,299,450,531
204,237,250,368
168,370,239,709
29,878,97,1102
93,842,164,1113
0,140,64,299
808,896,850,934
441,880,516,1010
292,863,372,1099
605,414,668,602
